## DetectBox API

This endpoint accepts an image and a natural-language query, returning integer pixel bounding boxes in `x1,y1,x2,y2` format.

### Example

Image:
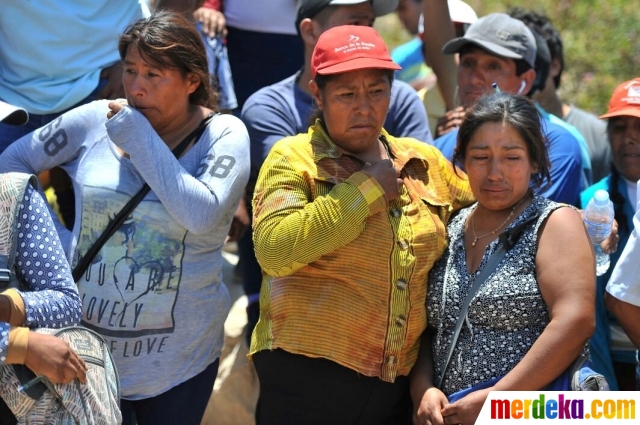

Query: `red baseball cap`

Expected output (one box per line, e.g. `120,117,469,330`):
600,77,640,119
311,25,401,78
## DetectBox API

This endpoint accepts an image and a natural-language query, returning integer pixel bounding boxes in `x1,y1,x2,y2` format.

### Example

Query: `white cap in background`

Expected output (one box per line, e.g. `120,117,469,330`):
0,101,28,126
448,0,478,24
418,0,478,34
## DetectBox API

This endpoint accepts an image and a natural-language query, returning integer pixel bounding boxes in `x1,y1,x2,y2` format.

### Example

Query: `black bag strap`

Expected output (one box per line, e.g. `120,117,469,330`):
437,210,541,388
72,113,214,282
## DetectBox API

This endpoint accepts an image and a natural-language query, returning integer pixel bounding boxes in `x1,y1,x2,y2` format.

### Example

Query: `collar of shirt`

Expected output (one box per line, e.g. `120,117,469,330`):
308,118,434,177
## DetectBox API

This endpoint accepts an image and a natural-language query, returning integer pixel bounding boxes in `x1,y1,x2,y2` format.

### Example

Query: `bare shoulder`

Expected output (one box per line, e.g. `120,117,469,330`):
536,204,595,306
538,205,591,257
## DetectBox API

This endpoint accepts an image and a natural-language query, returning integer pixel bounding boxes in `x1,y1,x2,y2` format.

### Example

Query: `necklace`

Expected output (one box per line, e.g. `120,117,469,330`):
470,195,528,247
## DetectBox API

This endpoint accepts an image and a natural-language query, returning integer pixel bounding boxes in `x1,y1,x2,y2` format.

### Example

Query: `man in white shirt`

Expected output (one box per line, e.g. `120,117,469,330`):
606,180,640,348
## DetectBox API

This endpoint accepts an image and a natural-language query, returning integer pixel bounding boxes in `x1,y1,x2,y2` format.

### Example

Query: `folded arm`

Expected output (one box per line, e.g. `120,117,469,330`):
252,152,388,277
106,108,250,234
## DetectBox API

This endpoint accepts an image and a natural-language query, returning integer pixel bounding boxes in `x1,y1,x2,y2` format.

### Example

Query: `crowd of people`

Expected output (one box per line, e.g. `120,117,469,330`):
0,1,638,424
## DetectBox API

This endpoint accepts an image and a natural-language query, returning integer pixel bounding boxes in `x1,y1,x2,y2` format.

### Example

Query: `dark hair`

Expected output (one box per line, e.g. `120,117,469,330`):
312,5,339,29
507,7,565,89
608,163,630,235
307,70,395,126
452,92,551,190
118,10,218,110
607,118,630,234
458,45,532,77
528,29,551,95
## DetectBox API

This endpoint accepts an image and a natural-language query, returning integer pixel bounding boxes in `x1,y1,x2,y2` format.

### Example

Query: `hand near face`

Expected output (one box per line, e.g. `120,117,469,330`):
24,332,88,384
107,99,128,120
440,387,491,425
361,159,403,201
413,387,449,425
436,107,466,138
98,61,126,100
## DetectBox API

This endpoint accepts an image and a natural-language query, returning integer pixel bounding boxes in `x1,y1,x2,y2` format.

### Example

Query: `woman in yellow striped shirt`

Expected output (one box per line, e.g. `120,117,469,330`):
249,24,474,425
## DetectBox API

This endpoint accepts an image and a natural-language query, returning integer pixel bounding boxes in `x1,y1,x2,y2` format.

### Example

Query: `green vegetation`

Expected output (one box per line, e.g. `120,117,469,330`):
376,0,640,115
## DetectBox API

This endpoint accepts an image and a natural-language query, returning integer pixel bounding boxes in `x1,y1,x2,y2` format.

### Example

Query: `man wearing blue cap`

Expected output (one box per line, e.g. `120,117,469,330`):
426,10,584,206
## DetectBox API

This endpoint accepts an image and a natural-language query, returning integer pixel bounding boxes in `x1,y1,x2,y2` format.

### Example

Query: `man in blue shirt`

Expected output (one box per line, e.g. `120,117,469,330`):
431,12,583,206
239,0,432,341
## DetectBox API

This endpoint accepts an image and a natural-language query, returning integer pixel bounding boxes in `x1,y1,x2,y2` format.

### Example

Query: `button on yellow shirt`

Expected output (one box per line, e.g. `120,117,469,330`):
250,121,474,382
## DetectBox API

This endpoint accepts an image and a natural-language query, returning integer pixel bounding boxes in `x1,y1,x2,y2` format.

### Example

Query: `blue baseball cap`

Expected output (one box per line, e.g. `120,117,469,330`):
443,12,537,68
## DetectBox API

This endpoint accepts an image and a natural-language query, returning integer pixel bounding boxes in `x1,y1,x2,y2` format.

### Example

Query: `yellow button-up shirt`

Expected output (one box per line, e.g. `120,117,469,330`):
250,121,474,382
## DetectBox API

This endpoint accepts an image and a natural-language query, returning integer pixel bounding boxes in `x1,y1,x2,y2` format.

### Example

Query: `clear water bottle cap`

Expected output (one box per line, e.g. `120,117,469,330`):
593,189,610,206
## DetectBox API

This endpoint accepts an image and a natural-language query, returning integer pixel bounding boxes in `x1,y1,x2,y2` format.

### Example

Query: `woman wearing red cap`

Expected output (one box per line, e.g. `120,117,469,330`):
248,24,474,424
582,77,640,391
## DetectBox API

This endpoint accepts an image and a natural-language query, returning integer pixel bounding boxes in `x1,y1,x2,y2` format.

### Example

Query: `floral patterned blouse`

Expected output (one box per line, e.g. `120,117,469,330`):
427,196,564,395
0,184,81,363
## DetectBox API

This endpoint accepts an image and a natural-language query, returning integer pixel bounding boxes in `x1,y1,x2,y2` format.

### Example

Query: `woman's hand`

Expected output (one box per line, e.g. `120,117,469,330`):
193,7,227,38
441,387,491,425
24,332,87,384
361,159,403,201
601,218,619,254
435,106,465,138
107,99,128,120
98,61,126,100
577,211,619,254
413,387,449,425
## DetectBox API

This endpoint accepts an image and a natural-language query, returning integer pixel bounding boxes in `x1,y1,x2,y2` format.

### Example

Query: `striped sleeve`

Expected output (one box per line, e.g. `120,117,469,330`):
252,151,387,277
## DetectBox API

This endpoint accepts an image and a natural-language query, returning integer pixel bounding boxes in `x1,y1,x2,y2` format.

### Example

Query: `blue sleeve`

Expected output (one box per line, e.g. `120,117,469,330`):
241,91,301,183
13,185,82,328
433,130,458,162
385,80,433,144
0,101,112,251
107,110,250,235
537,154,581,206
537,123,583,206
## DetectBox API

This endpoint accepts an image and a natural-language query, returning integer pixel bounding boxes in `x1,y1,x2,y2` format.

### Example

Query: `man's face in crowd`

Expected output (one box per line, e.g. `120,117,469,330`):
609,116,640,182
317,3,376,31
457,46,525,107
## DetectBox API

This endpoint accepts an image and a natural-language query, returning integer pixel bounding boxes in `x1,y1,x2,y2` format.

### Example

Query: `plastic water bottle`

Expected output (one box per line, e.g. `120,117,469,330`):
583,189,615,276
